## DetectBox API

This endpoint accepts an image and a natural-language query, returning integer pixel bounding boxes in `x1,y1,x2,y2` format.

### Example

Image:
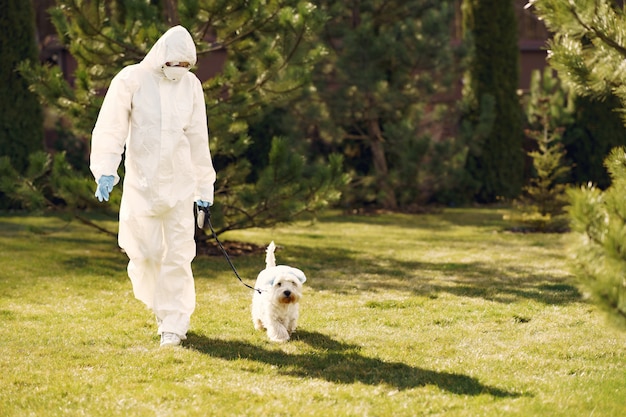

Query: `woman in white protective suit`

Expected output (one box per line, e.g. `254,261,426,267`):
90,26,216,347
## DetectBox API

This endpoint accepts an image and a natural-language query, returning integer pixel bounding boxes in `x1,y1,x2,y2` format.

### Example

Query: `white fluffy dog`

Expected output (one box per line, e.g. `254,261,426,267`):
252,241,306,342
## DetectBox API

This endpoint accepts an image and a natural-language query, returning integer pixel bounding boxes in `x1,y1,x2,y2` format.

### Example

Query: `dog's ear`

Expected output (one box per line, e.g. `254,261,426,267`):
288,267,306,284
271,265,307,284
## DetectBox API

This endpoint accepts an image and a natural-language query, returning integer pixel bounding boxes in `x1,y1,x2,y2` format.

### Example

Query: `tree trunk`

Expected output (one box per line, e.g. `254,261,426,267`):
163,0,180,26
368,119,398,209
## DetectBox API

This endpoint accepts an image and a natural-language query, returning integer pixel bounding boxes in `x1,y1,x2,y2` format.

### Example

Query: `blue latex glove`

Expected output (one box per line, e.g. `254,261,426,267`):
95,175,115,202
195,200,212,229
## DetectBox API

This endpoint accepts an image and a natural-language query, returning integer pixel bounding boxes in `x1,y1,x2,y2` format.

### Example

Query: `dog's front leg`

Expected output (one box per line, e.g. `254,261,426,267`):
266,320,290,342
286,317,298,335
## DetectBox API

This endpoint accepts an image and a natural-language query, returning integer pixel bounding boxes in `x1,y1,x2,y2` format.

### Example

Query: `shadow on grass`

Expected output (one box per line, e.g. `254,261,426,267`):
60,253,126,277
186,330,523,398
279,245,582,306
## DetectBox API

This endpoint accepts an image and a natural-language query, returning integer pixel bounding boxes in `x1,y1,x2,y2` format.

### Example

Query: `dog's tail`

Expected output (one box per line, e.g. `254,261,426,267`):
265,241,276,268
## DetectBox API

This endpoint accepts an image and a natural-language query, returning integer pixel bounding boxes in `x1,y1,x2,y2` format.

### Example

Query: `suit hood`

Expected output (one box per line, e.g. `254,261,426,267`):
141,25,197,71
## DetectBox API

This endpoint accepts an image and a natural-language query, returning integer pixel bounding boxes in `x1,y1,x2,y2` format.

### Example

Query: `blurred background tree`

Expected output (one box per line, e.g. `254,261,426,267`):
0,0,44,208
14,1,624,232
462,0,524,203
510,68,573,232
285,0,464,211
562,93,626,190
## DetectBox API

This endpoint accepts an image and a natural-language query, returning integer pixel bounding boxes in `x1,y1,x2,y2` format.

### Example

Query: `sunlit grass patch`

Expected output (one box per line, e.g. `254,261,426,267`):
1,208,625,416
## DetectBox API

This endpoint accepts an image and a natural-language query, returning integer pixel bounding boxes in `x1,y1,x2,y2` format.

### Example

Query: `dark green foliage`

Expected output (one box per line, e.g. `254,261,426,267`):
511,69,573,232
451,93,496,205
462,0,524,202
19,0,346,234
0,151,118,235
293,0,462,210
209,137,347,234
562,94,626,189
0,0,44,176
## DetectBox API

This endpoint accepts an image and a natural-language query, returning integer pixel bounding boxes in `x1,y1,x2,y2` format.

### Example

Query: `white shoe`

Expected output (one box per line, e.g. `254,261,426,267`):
160,332,182,347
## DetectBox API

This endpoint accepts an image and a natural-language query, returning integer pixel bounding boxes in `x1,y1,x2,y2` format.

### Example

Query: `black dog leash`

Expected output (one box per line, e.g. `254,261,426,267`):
197,204,263,294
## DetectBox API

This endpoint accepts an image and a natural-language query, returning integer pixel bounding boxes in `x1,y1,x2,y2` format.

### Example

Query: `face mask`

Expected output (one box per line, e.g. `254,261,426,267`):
162,65,189,82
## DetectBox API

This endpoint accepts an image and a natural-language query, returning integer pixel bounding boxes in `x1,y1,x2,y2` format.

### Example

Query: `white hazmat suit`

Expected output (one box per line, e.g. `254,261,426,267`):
90,26,216,341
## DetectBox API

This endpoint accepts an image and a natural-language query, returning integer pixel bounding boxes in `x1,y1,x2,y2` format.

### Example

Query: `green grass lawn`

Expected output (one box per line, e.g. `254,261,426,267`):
1,208,624,416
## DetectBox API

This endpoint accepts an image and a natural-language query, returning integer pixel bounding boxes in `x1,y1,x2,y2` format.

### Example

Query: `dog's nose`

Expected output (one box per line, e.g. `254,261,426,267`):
283,290,291,297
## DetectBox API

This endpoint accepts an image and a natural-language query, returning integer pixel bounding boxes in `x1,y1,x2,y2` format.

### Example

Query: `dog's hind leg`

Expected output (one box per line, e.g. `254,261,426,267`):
253,318,265,331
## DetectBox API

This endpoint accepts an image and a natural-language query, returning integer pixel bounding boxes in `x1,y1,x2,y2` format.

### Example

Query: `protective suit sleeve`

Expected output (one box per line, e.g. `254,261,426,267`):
90,67,135,185
186,77,216,203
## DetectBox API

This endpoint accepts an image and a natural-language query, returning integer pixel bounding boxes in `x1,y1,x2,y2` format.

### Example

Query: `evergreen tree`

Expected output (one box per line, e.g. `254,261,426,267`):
528,0,626,114
528,0,626,187
291,0,461,210
529,0,626,323
20,0,346,234
567,148,626,323
0,0,44,177
511,68,573,232
462,0,524,202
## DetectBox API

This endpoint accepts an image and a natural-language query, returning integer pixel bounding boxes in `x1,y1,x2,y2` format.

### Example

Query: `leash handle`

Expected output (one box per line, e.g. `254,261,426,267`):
198,205,263,294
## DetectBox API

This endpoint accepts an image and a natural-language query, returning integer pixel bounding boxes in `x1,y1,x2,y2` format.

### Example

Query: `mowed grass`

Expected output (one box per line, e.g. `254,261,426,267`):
0,208,625,416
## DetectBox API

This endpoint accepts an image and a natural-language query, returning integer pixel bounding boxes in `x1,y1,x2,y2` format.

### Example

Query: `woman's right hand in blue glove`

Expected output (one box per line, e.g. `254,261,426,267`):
95,175,115,202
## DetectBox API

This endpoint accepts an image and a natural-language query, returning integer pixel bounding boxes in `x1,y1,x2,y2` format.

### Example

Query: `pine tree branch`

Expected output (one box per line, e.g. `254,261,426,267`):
198,8,282,54
248,24,306,93
198,1,249,45
566,0,626,58
65,0,146,60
